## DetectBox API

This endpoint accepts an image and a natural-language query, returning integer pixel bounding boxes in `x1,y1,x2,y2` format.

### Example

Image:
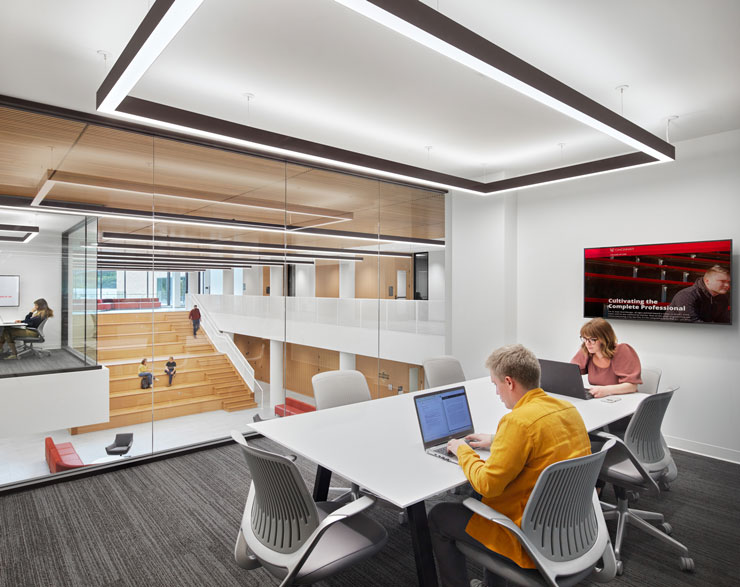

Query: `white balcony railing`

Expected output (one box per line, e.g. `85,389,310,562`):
195,295,445,366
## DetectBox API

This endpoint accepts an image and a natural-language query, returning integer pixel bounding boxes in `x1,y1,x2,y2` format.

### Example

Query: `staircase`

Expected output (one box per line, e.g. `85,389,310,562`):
70,311,257,435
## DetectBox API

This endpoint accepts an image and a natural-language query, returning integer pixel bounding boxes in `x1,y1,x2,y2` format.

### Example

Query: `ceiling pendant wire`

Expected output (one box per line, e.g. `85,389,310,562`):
615,84,629,116
243,92,255,125
665,115,679,144
97,50,110,75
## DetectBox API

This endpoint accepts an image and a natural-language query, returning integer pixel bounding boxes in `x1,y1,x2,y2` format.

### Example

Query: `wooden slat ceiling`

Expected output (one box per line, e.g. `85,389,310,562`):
0,106,445,252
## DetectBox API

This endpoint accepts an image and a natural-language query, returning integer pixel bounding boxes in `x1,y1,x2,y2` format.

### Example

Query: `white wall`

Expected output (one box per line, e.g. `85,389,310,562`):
0,232,62,347
294,265,315,297
243,267,262,295
449,128,740,463
428,250,445,301
447,192,511,378
0,366,109,435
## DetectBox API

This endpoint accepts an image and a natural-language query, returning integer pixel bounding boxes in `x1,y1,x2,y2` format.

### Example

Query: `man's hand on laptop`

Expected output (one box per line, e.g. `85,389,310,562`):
447,433,493,454
465,433,493,450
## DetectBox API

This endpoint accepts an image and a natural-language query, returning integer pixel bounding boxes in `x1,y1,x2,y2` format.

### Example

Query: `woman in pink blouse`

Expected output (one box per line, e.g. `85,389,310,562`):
571,318,642,399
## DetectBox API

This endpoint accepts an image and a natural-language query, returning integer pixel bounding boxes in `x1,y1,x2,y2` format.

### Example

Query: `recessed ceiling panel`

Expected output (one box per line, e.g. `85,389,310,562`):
132,0,627,180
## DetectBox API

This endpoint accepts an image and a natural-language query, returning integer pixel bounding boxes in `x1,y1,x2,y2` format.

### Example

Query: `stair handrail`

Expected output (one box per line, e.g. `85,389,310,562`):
187,293,264,406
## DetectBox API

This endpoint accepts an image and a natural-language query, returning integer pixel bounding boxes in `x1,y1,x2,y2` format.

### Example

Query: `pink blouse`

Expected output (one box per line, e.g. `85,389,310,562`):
570,343,642,386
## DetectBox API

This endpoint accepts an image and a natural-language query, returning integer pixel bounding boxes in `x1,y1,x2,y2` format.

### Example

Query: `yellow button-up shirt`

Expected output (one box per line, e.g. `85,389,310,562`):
457,388,591,568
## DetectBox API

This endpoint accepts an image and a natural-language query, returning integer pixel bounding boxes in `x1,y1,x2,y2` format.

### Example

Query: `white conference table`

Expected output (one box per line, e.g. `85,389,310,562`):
250,376,647,587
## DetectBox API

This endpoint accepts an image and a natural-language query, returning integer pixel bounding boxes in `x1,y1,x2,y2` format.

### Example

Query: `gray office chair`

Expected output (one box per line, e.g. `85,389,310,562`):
312,369,371,411
14,318,51,358
105,433,133,456
311,370,371,502
457,439,618,587
592,387,694,574
637,366,677,488
230,431,388,586
422,355,466,388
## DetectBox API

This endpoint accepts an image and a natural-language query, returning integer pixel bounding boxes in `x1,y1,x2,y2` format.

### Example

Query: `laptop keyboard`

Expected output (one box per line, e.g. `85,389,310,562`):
430,445,457,461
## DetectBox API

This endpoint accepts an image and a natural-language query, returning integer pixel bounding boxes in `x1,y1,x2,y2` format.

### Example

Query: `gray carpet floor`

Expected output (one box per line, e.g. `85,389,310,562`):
0,348,90,377
1,438,738,587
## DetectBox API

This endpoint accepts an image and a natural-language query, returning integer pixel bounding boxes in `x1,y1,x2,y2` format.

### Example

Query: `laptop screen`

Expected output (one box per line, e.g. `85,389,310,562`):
413,386,474,448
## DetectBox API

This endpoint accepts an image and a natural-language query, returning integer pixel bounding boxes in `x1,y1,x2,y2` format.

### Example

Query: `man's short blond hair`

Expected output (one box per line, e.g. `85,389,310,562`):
704,265,730,278
484,344,541,391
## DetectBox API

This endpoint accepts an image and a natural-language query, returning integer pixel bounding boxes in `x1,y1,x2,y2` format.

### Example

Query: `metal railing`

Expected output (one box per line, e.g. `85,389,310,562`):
188,293,265,406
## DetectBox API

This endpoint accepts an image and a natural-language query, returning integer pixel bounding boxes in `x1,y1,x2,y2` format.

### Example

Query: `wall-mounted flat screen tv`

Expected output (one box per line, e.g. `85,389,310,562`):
584,240,732,325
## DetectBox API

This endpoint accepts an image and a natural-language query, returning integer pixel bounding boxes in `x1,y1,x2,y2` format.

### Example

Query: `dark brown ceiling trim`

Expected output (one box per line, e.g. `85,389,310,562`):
118,97,480,191
95,0,175,109
369,0,675,161
481,152,657,193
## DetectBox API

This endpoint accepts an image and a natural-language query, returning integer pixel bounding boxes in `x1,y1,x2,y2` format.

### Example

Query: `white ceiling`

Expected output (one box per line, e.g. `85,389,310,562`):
1,0,739,183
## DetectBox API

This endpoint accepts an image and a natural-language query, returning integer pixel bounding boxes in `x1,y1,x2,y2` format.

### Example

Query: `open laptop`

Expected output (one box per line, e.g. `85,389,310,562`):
413,385,488,463
539,359,593,400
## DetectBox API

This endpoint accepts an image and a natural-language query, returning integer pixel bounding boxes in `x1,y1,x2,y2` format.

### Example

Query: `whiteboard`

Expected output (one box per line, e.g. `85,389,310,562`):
0,275,20,307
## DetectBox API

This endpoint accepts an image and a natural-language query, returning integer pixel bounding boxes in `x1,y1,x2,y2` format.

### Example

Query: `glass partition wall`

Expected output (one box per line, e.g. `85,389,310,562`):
0,103,445,489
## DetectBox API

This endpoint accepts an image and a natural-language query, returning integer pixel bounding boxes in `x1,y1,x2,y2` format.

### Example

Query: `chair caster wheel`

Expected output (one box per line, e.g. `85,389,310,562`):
679,557,695,572
615,560,623,576
661,522,673,535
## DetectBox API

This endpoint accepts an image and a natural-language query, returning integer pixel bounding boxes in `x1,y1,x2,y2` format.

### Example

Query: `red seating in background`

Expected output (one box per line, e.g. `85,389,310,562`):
274,397,316,417
45,437,87,474
96,298,162,311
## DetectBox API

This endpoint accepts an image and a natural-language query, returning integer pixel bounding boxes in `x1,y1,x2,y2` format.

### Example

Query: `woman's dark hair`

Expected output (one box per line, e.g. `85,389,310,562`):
34,298,54,318
141,358,148,365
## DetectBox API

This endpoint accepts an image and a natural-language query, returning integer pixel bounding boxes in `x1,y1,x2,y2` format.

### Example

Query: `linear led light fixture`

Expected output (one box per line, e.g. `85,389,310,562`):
0,224,39,243
96,251,317,265
96,0,674,196
97,0,203,113
334,1,673,163
32,198,439,247
100,232,416,258
93,242,365,262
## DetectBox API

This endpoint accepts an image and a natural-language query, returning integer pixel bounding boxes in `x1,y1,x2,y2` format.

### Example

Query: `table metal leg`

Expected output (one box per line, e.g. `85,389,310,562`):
406,500,439,587
312,464,332,502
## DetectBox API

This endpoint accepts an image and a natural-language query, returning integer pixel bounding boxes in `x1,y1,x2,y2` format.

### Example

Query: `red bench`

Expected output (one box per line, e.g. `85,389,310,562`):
45,437,86,474
97,298,162,310
274,398,316,417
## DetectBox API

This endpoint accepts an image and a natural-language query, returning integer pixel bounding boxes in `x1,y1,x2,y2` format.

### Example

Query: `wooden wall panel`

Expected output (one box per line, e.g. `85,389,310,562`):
356,355,423,400
355,256,413,299
315,262,339,298
234,334,270,382
262,266,270,295
284,343,339,398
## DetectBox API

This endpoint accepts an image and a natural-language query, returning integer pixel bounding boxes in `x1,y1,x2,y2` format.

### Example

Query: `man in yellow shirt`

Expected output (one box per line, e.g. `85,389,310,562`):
429,344,591,587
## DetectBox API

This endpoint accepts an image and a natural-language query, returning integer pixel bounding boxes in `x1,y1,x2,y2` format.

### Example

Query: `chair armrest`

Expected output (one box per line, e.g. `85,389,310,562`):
591,431,661,495
283,495,377,585
462,498,562,587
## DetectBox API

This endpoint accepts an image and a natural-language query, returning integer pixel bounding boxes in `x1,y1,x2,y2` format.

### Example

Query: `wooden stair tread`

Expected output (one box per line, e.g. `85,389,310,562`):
110,381,215,398
110,395,224,416
102,351,224,366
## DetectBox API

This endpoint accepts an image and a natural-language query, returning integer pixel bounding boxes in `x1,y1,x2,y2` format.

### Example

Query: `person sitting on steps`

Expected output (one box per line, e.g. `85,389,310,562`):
138,357,157,389
164,356,177,386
